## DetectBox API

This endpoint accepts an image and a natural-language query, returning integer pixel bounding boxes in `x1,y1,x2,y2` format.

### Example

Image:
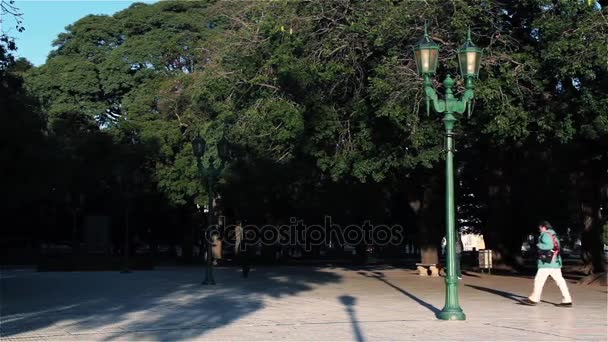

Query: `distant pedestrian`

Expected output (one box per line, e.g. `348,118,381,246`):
235,221,251,278
241,247,251,278
455,233,463,279
520,221,573,307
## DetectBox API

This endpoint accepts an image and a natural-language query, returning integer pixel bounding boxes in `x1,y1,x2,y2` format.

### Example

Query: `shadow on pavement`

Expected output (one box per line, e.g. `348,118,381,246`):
338,295,365,342
462,271,480,278
466,284,526,303
0,267,342,340
467,284,563,306
357,271,441,315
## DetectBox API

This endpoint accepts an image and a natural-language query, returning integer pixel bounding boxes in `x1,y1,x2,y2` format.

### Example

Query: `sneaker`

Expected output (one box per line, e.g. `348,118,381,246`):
519,298,539,306
458,277,463,280
555,302,573,307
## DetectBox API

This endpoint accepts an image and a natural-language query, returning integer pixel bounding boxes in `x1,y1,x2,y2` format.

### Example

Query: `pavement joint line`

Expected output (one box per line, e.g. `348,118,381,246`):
266,319,428,326
484,323,576,340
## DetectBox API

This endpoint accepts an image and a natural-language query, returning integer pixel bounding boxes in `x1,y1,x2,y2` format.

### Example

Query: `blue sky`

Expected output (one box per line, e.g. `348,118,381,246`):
9,1,157,66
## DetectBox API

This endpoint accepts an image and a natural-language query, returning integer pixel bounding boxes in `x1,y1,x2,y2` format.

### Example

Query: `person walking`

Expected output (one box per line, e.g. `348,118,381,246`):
240,243,251,278
520,221,573,307
455,233,463,279
235,221,251,278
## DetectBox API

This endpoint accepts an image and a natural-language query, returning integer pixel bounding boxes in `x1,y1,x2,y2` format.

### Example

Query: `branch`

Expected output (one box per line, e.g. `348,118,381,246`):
255,83,279,91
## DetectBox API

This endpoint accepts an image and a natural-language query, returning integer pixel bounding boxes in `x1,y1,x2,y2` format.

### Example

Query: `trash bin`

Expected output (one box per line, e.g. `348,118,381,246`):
478,249,492,274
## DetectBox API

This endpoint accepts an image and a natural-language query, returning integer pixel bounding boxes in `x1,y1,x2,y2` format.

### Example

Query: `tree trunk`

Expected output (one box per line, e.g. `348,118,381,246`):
420,245,439,265
182,227,194,263
482,165,520,267
181,207,195,263
410,173,442,265
572,166,606,275
580,202,605,274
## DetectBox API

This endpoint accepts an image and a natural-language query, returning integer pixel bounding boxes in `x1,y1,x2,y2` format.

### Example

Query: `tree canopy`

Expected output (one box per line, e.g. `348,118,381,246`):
2,0,606,272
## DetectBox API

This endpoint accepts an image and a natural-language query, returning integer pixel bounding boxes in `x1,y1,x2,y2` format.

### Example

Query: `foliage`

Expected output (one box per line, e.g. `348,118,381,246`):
5,0,607,269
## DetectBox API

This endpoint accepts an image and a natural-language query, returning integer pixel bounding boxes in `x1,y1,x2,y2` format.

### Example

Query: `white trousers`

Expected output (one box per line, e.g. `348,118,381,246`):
529,268,572,303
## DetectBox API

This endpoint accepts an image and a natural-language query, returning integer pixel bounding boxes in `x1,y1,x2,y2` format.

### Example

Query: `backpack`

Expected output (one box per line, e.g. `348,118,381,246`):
538,232,560,263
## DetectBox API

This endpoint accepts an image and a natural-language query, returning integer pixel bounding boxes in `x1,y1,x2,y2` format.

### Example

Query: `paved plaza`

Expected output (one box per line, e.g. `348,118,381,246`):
1,266,606,341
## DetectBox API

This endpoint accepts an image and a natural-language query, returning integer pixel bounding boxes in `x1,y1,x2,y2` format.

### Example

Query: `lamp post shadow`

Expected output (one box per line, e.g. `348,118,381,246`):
359,271,441,316
338,295,365,342
466,284,521,301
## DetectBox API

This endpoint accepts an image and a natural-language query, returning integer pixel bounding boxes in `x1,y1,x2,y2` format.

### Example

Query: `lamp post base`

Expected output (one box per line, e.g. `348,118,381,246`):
436,308,466,321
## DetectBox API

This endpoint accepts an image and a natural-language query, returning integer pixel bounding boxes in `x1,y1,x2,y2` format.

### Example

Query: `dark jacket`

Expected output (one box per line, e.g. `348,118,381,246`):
455,234,464,254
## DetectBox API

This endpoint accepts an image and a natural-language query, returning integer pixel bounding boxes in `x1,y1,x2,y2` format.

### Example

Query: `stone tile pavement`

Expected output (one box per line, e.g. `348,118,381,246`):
1,266,606,341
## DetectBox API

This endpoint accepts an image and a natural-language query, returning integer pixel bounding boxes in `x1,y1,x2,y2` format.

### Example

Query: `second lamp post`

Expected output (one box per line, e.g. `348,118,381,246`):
192,134,228,285
413,23,482,321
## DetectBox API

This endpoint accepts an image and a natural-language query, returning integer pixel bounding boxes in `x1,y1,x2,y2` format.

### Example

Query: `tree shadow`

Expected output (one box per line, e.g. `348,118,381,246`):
0,267,342,340
338,295,365,342
357,271,441,315
342,265,414,272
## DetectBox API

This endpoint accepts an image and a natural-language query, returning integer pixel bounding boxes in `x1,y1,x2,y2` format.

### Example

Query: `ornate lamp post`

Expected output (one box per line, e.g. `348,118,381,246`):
414,23,482,321
192,134,228,285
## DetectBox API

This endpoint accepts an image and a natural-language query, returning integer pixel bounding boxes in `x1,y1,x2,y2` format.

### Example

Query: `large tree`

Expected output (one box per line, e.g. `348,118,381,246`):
21,0,607,270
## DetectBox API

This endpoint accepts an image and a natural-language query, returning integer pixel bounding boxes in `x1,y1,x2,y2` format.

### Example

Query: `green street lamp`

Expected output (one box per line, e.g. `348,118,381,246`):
457,30,482,80
414,24,482,321
413,24,439,76
192,134,228,285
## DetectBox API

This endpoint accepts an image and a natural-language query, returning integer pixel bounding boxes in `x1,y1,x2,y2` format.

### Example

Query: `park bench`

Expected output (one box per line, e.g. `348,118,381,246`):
416,263,444,277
